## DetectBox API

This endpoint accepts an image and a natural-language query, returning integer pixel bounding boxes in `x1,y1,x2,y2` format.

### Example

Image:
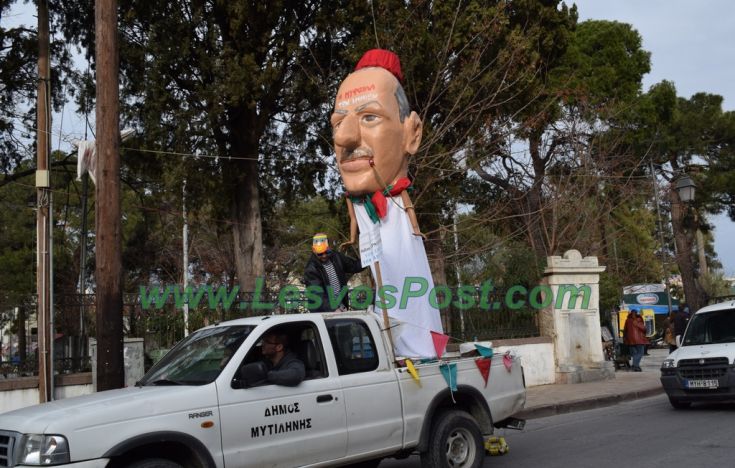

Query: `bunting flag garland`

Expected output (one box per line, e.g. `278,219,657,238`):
439,362,458,392
503,352,513,372
475,358,491,387
431,331,450,359
405,359,421,386
475,344,493,358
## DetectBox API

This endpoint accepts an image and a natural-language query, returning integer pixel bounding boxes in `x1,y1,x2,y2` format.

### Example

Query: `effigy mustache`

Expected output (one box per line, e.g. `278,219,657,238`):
341,147,373,163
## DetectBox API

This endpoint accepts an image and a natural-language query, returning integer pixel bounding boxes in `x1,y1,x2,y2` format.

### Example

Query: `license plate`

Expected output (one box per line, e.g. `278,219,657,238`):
685,379,719,389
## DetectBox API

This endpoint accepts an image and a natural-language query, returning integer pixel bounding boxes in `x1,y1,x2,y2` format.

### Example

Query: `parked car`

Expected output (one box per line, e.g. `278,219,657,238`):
660,299,735,408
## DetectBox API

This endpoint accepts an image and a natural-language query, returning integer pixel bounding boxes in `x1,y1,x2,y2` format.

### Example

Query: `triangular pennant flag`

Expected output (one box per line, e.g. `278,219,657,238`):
439,362,458,391
475,358,491,387
475,344,493,358
406,358,421,386
503,352,513,372
431,331,450,359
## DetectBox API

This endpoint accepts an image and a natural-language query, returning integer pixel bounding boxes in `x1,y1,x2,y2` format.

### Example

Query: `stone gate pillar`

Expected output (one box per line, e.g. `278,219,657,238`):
538,250,614,383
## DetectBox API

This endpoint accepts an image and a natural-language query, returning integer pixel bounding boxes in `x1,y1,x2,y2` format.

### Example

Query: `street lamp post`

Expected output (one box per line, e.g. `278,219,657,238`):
650,163,696,316
650,162,674,316
675,175,696,203
672,173,705,308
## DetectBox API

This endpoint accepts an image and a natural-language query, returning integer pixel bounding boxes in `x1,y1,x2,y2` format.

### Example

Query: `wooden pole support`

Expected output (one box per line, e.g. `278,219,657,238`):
373,260,396,356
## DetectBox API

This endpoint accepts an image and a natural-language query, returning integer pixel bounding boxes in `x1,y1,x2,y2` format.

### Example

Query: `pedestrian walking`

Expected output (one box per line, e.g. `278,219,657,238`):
623,309,649,371
673,307,689,343
662,312,677,353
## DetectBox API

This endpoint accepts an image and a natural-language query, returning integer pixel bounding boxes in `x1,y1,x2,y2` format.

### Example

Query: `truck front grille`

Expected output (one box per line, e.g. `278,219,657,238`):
679,367,728,379
0,430,17,467
678,357,730,380
679,357,729,367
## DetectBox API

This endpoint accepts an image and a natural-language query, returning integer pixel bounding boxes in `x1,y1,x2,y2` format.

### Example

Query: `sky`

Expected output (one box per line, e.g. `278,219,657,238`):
573,0,735,276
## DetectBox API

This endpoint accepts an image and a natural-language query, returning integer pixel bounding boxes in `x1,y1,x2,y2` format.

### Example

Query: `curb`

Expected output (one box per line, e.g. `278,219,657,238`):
517,386,664,420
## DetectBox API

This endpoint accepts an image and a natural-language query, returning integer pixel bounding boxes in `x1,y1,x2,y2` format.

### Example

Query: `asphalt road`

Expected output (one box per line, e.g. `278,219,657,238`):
382,394,735,468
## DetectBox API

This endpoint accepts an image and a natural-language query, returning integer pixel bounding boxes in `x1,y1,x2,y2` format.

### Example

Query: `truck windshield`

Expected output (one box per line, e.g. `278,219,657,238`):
682,309,735,346
138,325,254,386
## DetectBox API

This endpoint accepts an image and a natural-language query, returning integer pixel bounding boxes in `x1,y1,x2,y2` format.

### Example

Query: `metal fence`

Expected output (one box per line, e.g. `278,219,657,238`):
442,288,540,341
1,286,540,378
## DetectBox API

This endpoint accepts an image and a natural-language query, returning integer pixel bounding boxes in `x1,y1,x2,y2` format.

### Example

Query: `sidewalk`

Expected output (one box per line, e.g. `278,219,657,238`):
518,348,668,419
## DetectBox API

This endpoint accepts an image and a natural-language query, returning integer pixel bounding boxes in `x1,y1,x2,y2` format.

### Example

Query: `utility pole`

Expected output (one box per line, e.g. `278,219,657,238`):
35,0,52,403
452,207,465,338
79,174,89,335
182,179,189,337
95,0,124,390
650,161,674,316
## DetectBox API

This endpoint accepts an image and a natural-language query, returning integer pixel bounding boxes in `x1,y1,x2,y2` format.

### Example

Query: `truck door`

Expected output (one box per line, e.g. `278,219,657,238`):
217,321,347,467
325,318,403,458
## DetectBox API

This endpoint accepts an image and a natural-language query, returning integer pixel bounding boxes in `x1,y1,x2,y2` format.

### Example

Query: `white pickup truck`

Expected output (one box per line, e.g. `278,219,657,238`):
0,311,526,468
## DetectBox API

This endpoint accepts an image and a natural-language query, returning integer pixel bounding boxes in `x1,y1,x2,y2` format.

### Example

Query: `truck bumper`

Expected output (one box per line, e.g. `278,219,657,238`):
19,459,109,468
661,370,735,402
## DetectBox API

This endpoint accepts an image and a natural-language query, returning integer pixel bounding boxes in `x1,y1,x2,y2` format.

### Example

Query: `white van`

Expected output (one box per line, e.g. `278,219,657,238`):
660,300,735,408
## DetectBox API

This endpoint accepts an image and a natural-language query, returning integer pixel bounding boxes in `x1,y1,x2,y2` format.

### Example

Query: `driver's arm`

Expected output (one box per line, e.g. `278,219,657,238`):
267,358,306,387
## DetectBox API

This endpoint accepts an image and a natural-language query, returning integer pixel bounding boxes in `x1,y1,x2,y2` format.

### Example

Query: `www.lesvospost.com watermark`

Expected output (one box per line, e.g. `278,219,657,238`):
139,278,592,312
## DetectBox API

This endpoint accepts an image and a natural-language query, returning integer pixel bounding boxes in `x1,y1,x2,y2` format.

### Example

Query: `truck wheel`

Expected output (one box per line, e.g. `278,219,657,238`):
126,459,182,468
668,397,691,409
421,410,484,468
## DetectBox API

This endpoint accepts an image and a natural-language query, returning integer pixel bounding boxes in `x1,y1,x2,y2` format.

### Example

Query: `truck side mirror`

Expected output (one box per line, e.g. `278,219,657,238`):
676,335,682,348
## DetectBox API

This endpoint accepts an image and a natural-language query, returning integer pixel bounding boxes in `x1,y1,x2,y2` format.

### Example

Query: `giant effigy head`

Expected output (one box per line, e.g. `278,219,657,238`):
331,49,423,196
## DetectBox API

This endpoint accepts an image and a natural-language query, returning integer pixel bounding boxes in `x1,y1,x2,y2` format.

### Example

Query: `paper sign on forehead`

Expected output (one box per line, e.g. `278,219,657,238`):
337,92,378,109
337,84,376,102
359,221,383,268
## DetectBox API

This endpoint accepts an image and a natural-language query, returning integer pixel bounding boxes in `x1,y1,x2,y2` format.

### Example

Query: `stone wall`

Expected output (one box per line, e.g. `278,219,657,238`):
493,336,555,387
539,250,614,383
0,373,93,413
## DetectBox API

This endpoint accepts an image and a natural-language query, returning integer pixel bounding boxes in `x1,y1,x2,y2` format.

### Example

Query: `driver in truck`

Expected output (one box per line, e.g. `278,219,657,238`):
259,331,306,386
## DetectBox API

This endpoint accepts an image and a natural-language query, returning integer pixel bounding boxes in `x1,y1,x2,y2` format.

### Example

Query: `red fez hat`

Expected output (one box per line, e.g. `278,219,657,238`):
354,49,404,83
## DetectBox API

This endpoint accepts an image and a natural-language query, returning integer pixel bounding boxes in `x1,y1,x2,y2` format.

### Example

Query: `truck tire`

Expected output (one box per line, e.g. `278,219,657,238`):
668,397,691,409
421,410,484,468
126,459,182,468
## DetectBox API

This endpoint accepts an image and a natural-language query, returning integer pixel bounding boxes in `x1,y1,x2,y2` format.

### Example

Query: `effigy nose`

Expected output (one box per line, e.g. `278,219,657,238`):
334,114,359,149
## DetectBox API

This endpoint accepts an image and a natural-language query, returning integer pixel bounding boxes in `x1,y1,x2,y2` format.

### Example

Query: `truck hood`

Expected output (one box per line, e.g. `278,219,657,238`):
670,342,735,364
0,384,219,435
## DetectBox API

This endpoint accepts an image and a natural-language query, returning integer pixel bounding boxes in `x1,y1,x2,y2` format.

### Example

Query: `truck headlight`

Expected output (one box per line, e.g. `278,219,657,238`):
15,434,70,465
661,359,676,369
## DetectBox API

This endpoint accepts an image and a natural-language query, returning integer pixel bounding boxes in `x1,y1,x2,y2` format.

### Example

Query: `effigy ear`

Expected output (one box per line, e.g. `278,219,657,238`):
403,111,423,156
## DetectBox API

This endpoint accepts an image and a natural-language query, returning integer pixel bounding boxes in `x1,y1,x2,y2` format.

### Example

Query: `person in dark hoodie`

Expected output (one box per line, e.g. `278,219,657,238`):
303,232,364,312
260,331,305,386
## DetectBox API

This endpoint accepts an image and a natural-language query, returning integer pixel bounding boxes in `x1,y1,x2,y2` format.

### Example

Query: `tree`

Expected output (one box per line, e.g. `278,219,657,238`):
497,19,649,260
642,84,735,311
329,0,580,291
0,170,36,313
56,0,372,292
0,1,75,184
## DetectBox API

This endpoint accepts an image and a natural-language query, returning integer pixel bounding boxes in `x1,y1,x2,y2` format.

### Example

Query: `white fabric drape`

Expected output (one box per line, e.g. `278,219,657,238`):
355,196,443,358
